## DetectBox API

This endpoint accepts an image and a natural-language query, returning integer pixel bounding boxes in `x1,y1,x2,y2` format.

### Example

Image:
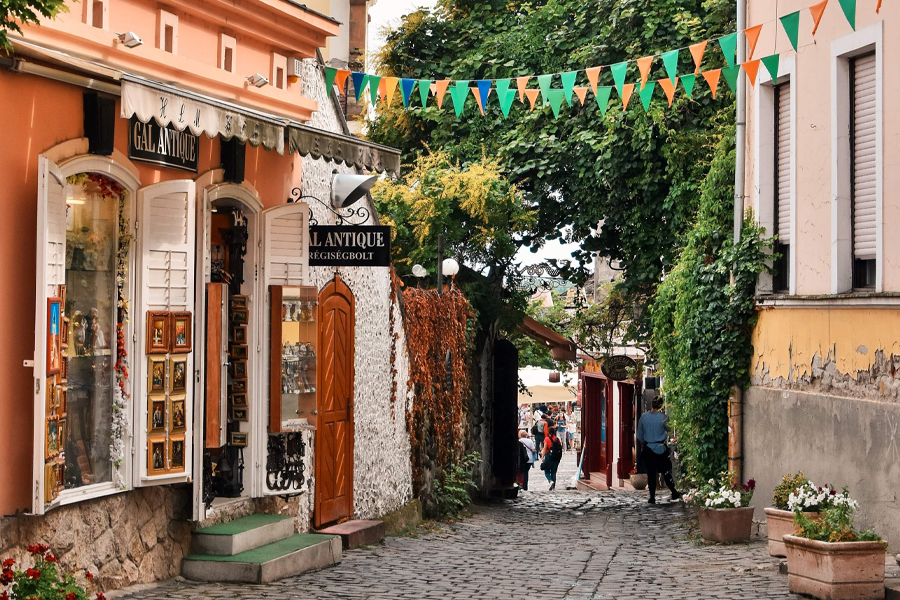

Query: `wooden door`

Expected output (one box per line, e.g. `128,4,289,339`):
616,383,635,480
314,276,355,527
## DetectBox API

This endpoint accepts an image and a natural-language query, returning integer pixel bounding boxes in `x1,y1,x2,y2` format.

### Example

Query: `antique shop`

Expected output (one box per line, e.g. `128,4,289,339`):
0,0,410,589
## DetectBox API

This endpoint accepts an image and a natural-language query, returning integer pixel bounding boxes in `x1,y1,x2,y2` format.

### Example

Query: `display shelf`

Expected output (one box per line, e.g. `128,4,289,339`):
269,285,318,433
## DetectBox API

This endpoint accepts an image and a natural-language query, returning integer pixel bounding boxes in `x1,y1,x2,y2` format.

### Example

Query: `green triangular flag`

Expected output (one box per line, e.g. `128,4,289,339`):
838,0,856,30
450,81,470,117
596,86,613,116
537,74,554,104
681,74,696,98
354,74,369,102
662,50,680,84
762,55,780,83
610,62,628,96
498,88,517,118
722,64,741,93
639,81,656,111
368,75,381,105
780,11,800,52
561,71,577,105
496,78,512,96
547,89,565,117
325,67,338,91
418,79,431,107
719,32,738,67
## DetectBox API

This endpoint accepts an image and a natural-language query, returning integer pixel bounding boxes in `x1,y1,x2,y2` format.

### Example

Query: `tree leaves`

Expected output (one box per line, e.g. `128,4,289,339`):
0,0,67,49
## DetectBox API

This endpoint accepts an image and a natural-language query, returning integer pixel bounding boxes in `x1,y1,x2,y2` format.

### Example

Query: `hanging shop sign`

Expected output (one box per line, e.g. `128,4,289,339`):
601,355,638,381
129,116,199,173
309,225,391,267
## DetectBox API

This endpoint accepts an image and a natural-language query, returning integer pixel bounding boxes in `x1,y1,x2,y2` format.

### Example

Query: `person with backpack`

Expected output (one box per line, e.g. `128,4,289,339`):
517,430,536,490
540,426,564,490
531,411,548,452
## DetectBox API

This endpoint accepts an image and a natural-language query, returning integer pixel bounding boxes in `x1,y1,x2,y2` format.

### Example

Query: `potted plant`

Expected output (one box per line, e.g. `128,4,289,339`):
784,489,887,600
765,472,821,557
1,543,103,600
629,467,647,491
684,472,756,543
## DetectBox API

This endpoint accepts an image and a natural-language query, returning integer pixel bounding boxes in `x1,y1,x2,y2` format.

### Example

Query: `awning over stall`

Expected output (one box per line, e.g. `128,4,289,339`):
288,122,401,176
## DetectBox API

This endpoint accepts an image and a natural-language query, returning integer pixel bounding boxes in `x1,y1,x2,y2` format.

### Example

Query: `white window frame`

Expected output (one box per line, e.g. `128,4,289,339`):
831,21,883,293
755,54,796,295
157,9,179,55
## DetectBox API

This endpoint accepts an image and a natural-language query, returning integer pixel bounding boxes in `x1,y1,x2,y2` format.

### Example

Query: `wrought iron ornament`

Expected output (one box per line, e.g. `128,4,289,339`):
287,187,370,227
266,432,306,493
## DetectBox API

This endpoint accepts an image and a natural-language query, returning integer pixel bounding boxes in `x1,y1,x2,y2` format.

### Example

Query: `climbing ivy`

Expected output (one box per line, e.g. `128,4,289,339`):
650,124,773,485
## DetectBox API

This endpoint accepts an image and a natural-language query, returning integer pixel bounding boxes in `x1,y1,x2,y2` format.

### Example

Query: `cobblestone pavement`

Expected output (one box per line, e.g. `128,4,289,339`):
120,473,805,600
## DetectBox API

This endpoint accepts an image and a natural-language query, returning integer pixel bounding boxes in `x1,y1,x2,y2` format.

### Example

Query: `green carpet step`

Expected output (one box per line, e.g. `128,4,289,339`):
192,514,294,556
181,533,342,583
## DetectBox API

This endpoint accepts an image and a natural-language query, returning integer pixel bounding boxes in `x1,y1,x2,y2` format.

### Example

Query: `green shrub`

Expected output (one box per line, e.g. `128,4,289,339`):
772,472,808,510
431,452,481,520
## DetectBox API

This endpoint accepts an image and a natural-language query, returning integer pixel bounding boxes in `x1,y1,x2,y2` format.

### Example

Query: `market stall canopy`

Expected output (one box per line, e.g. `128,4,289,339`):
288,123,401,176
517,315,578,361
517,367,576,404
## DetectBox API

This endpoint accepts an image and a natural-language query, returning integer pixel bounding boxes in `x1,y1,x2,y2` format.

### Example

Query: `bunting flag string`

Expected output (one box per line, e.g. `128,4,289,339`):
326,0,881,118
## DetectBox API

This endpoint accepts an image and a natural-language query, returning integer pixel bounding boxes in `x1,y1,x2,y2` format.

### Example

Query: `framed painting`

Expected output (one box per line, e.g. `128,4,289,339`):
230,431,248,447
232,326,247,344
229,381,247,394
170,312,192,353
45,417,59,458
61,316,70,349
169,435,186,471
230,295,249,310
47,298,62,375
60,357,68,384
230,360,247,380
230,344,249,360
230,392,247,407
169,395,186,432
232,309,248,325
148,437,167,476
148,396,166,434
148,357,166,394
230,406,248,422
169,355,188,394
146,312,171,354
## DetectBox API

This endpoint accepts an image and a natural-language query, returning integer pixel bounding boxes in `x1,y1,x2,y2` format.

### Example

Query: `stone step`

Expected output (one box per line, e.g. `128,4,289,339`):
317,520,386,550
191,514,295,556
576,478,607,492
182,533,341,584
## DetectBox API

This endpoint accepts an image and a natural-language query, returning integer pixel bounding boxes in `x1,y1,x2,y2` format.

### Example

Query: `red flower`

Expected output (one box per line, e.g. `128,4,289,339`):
67,593,77,600
0,573,10,586
1,559,13,568
85,570,94,581
0,591,9,600
45,554,57,563
26,544,49,555
25,568,41,579
96,593,107,600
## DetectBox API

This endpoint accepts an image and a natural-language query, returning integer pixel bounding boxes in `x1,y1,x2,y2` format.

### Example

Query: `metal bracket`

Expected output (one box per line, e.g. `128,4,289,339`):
286,187,370,227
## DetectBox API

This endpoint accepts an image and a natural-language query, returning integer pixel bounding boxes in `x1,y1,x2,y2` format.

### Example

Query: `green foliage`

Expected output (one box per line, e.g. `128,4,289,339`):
772,472,808,511
506,290,572,368
794,496,883,543
430,452,481,520
0,0,66,50
1,544,96,600
651,124,773,485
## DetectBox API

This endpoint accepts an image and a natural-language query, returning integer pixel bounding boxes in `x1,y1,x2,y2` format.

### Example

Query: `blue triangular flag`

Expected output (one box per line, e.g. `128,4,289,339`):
476,80,492,112
400,78,416,107
351,72,368,101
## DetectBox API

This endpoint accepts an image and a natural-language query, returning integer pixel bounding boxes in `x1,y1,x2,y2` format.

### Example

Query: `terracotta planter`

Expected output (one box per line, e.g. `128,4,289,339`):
698,507,754,543
765,508,820,557
783,534,888,600
630,474,648,490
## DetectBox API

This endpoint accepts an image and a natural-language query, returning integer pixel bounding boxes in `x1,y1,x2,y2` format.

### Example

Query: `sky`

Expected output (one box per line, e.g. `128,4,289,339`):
367,0,584,269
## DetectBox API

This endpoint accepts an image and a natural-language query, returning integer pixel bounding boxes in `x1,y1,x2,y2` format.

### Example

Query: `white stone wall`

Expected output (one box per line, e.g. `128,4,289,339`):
299,58,414,520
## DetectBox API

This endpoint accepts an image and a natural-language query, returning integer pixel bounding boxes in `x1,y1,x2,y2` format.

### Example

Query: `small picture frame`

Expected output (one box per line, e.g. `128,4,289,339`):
59,284,67,315
61,316,70,349
230,360,247,380
231,406,248,422
230,431,248,447
146,312,171,354
232,309,248,325
58,419,66,452
60,357,68,384
232,326,247,344
169,355,188,393
46,378,57,415
46,418,59,458
47,298,62,375
169,435,185,471
230,392,247,407
148,437,167,476
59,387,67,416
231,295,249,310
170,312,192,353
229,381,247,394
169,395,186,431
148,396,166,434
54,462,65,493
148,357,167,394
230,344,249,360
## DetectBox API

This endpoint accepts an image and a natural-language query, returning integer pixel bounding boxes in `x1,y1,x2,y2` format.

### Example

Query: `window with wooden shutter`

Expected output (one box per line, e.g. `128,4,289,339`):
773,82,791,292
263,204,308,287
851,52,877,287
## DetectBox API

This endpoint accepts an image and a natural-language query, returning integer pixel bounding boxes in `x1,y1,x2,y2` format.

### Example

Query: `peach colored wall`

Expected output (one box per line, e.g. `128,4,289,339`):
744,0,897,294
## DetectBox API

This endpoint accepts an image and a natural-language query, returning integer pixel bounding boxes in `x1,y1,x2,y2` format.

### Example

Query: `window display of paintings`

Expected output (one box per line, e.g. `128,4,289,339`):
171,312,192,353
146,311,170,354
148,437,167,476
169,355,188,394
169,435,185,470
44,286,69,503
169,396,186,432
149,396,166,434
148,357,166,394
47,297,62,375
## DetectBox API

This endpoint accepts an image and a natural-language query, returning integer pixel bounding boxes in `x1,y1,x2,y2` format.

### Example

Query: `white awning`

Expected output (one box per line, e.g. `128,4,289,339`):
121,77,286,154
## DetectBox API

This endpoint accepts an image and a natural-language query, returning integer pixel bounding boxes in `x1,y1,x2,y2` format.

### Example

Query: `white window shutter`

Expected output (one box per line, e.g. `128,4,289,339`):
775,83,791,245
852,53,877,260
136,181,196,485
263,203,309,287
32,156,67,515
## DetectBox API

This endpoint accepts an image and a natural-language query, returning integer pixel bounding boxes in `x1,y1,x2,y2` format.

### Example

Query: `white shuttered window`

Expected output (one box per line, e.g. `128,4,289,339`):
263,204,308,286
852,53,877,260
775,83,791,244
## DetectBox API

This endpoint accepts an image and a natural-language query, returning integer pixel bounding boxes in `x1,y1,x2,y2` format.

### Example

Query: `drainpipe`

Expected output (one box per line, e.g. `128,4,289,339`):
728,0,747,486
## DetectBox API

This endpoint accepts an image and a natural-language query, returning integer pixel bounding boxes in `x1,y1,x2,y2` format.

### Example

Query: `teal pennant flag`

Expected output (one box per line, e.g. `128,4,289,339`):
537,74,553,104
325,67,338,91
761,55,780,83
560,71,577,106
838,0,856,31
722,64,741,93
450,81,470,116
680,74,696,98
418,79,431,107
368,75,381,104
596,86,613,116
610,62,628,96
780,11,800,52
498,87,517,117
547,89,565,117
662,50,679,85
719,33,738,67
639,81,656,111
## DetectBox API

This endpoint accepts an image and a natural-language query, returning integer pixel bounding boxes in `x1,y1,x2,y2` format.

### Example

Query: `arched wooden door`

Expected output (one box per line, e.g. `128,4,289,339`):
314,276,355,527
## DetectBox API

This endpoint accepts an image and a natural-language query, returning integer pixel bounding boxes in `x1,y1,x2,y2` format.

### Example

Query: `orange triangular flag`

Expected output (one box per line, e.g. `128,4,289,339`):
658,77,678,106
742,60,761,87
335,70,351,92
435,80,451,109
378,78,386,100
702,69,721,99
877,0,882,13
574,86,589,105
524,89,540,111
690,40,708,74
810,0,828,35
516,76,532,102
585,66,602,95
621,83,635,109
384,77,399,105
470,87,491,115
744,24,764,60
637,56,653,89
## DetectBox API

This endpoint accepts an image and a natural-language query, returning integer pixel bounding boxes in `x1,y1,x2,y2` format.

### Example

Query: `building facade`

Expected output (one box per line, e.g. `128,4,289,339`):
742,0,899,545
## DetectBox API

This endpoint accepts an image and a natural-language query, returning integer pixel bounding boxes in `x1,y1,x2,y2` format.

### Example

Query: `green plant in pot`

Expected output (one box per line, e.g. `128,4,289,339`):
765,472,810,557
684,472,756,543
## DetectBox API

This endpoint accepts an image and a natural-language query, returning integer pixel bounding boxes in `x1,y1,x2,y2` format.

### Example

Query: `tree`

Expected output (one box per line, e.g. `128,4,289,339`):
1,0,66,50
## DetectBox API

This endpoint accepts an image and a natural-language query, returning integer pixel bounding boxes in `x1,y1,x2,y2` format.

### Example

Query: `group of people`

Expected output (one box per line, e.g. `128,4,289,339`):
516,406,573,491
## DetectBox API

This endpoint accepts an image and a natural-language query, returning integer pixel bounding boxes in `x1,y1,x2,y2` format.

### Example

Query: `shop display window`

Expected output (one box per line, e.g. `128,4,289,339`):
269,285,317,432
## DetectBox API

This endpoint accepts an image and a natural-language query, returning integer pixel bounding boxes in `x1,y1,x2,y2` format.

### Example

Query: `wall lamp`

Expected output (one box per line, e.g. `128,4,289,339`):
116,32,143,48
246,73,270,88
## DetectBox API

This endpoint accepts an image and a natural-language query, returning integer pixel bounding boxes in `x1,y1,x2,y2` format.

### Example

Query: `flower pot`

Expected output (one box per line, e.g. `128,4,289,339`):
630,474,648,490
698,507,754,543
764,508,820,558
783,534,888,600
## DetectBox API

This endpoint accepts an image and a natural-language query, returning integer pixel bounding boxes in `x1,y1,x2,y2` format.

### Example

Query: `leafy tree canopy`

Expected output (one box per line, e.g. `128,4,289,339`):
1,0,66,50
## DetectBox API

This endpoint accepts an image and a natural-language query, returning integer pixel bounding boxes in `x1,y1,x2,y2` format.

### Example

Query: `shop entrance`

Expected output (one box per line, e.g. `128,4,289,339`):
314,276,355,528
582,374,613,487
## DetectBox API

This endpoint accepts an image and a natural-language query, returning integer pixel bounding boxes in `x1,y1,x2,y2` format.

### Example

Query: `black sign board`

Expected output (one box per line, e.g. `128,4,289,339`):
601,355,638,381
309,225,391,267
129,116,199,173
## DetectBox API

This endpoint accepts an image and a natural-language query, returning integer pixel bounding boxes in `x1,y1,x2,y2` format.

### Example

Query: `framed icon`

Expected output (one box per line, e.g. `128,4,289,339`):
58,419,66,453
59,387,67,416
230,344,249,360
59,284,67,315
169,435,185,471
230,432,248,447
232,309,248,325
232,326,247,344
46,377,57,415
169,395,186,432
146,312,171,354
230,360,247,380
230,406,248,422
148,357,166,394
47,298,62,375
61,316,70,349
46,417,59,458
60,357,68,384
148,396,166,434
169,355,188,393
148,437,167,476
230,392,247,407
229,381,247,394
170,312,192,353
231,295,249,310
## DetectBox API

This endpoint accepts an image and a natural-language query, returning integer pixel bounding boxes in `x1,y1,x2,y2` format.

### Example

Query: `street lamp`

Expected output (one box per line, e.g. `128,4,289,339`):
442,258,459,278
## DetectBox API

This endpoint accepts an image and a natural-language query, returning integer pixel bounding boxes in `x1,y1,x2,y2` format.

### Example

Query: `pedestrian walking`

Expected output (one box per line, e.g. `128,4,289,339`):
540,426,563,491
517,430,536,490
565,408,577,450
555,410,567,451
532,410,548,452
636,398,683,504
